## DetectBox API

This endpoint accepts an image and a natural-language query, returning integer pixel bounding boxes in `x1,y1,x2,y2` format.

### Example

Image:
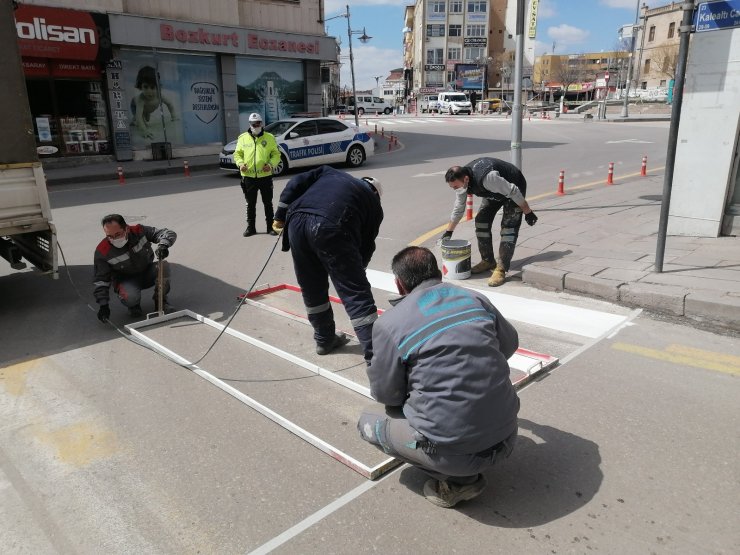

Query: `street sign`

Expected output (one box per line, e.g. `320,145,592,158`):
695,0,740,32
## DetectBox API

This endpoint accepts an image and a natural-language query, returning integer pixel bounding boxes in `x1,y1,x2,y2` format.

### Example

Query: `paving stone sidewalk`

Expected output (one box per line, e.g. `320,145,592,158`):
505,174,740,331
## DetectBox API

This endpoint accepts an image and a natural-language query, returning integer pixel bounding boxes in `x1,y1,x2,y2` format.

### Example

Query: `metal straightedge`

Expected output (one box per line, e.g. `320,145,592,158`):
125,309,400,480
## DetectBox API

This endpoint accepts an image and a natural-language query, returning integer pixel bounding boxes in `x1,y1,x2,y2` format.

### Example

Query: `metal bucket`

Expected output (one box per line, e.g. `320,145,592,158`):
440,239,471,280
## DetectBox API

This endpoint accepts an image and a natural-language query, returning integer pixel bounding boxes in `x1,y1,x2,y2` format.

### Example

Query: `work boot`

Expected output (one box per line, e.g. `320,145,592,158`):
316,332,350,355
128,304,143,318
470,260,496,274
423,474,487,508
243,226,256,237
488,266,506,287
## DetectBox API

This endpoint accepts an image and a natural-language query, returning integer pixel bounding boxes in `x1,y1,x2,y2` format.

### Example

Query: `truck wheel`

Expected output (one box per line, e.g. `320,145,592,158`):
346,145,365,168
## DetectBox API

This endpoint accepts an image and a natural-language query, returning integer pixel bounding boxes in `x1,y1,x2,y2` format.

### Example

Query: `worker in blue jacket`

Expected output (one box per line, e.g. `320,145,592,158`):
272,166,383,362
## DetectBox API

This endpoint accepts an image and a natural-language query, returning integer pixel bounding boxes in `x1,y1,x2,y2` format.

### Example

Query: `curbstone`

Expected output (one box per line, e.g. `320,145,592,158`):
564,274,623,302
685,291,740,331
619,282,687,316
522,265,566,291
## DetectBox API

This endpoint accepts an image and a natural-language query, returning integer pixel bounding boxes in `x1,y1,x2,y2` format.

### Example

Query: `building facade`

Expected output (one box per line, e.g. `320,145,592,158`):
633,2,682,93
533,51,630,101
13,0,338,161
406,0,536,101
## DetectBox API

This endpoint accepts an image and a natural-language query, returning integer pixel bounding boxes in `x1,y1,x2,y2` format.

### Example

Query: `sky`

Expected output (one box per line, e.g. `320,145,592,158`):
323,0,666,91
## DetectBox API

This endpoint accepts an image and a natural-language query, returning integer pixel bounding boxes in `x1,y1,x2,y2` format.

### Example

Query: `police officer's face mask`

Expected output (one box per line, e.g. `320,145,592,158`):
251,123,263,134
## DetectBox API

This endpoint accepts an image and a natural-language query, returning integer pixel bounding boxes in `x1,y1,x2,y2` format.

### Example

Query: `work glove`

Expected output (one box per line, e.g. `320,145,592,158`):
440,230,453,242
525,211,538,226
97,304,110,323
156,244,169,259
272,220,285,234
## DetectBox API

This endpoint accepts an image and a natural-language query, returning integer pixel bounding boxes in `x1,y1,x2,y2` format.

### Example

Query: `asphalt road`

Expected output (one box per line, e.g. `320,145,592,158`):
2,118,738,554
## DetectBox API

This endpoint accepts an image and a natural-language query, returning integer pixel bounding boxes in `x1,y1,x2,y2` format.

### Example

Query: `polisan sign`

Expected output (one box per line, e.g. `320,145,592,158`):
15,5,99,60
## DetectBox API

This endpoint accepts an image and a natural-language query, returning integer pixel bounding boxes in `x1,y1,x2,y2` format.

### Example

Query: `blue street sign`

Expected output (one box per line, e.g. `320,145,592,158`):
695,0,740,32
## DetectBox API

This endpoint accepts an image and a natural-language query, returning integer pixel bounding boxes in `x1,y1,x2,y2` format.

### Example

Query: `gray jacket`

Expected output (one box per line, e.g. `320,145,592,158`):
367,278,520,454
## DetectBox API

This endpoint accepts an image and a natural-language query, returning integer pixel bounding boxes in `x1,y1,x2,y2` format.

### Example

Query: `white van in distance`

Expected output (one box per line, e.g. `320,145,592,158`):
348,95,392,115
437,92,472,115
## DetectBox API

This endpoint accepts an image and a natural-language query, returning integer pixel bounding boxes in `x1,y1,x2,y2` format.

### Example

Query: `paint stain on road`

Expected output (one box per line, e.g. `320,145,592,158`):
33,422,119,467
0,359,39,395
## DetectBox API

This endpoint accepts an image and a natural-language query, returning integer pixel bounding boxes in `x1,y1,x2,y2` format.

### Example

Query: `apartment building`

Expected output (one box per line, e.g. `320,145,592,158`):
13,0,337,161
533,50,630,100
406,0,535,98
633,1,683,91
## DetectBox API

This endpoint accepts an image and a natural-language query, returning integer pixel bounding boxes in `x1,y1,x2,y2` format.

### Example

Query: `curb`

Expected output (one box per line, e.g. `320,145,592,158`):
46,162,221,186
522,263,740,332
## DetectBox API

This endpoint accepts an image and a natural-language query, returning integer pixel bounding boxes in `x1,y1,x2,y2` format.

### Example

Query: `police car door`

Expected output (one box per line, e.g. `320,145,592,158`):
283,120,322,166
316,119,355,164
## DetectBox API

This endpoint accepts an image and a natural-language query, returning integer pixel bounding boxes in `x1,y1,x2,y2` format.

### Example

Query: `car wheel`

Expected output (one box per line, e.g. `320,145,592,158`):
272,154,288,176
384,107,392,115
358,108,365,116
346,145,365,168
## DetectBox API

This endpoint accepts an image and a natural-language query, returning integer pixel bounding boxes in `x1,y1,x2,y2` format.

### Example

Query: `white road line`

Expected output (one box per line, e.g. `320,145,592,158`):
366,269,628,339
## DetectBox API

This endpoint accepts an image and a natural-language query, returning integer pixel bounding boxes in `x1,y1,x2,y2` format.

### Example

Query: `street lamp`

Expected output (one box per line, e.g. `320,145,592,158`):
322,5,372,126
621,0,641,118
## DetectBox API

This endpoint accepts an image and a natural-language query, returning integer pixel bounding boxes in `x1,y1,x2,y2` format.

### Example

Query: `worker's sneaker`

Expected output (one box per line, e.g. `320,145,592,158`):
487,267,506,287
243,227,256,237
128,304,143,318
470,260,496,274
423,474,487,508
316,332,350,355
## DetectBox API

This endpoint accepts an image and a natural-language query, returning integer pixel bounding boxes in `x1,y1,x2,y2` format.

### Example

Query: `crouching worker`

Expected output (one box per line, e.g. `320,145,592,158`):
272,166,383,363
93,214,176,321
358,246,520,508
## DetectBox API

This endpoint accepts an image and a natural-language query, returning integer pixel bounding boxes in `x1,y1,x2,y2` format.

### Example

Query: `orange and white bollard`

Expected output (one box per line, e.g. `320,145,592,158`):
381,127,385,137
465,194,474,221
184,160,191,177
117,166,125,185
640,155,647,176
557,170,565,196
388,137,393,151
607,162,614,185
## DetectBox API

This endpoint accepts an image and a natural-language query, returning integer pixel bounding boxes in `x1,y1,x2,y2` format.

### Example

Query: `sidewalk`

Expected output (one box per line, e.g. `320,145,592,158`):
453,173,740,332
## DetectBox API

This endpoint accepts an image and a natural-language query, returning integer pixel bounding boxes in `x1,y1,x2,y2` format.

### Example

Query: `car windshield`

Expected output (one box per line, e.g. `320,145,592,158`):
265,121,297,136
447,94,467,102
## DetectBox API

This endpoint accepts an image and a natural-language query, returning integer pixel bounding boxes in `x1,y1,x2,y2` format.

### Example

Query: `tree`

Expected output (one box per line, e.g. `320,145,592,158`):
652,44,679,79
553,54,587,105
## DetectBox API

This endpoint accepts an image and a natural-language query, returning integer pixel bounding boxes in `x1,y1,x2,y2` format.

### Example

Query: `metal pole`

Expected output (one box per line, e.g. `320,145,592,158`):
655,1,695,272
346,5,359,127
620,0,641,117
511,0,525,170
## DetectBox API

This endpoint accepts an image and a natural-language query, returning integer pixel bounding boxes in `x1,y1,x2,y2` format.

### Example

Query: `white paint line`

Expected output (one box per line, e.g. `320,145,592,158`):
247,467,400,555
366,269,628,339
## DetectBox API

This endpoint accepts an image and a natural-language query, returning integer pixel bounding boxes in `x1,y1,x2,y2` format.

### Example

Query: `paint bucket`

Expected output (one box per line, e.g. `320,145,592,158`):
440,239,471,280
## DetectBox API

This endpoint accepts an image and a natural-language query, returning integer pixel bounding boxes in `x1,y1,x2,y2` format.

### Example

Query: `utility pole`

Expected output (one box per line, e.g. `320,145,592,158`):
511,0,525,170
621,0,641,117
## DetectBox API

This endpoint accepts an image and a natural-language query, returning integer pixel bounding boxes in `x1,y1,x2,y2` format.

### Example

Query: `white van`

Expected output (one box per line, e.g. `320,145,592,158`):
419,94,440,113
438,91,472,115
348,95,392,115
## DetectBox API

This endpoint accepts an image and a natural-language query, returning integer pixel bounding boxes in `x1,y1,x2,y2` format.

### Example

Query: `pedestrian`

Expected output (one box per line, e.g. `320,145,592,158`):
234,113,281,237
93,214,176,321
271,166,383,363
441,157,538,287
358,246,520,508
469,90,478,113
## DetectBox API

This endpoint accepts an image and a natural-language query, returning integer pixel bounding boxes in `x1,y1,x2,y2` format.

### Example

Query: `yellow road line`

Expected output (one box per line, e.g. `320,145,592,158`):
665,344,740,367
612,342,740,376
409,166,666,246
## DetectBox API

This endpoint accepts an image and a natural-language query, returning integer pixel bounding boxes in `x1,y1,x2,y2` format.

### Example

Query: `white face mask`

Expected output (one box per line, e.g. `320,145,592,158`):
251,125,262,134
109,234,127,248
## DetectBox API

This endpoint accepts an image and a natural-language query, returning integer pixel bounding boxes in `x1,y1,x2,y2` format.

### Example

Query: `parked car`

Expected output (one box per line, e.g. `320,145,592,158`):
219,117,374,176
419,94,440,113
348,95,392,115
437,91,472,115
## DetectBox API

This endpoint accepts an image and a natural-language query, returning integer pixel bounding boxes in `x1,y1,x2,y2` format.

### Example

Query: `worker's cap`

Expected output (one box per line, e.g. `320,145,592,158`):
362,176,383,197
248,113,263,123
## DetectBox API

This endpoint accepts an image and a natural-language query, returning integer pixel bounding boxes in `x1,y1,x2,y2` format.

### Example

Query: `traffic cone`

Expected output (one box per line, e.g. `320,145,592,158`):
641,155,647,176
557,170,565,195
184,160,191,177
117,166,125,185
465,194,474,221
606,162,614,185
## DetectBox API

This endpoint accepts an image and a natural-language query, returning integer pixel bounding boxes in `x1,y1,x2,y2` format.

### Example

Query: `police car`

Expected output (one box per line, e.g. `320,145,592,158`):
219,117,374,176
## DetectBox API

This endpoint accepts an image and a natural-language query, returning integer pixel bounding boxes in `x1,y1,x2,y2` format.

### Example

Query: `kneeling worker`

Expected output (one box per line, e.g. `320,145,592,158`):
358,246,520,508
93,214,176,321
441,157,538,287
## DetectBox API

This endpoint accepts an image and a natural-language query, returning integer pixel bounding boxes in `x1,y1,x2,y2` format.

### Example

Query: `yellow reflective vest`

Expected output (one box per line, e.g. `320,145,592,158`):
233,129,280,178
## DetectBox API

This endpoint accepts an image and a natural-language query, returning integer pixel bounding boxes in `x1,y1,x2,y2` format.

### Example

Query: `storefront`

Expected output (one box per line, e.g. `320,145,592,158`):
15,5,111,158
108,14,338,160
